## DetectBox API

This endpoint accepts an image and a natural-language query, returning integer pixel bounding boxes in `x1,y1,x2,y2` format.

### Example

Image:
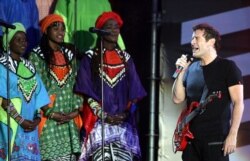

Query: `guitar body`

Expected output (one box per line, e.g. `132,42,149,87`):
173,101,199,152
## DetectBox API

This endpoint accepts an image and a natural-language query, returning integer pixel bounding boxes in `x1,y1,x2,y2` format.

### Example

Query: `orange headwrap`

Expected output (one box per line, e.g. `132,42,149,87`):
95,11,123,29
40,14,64,33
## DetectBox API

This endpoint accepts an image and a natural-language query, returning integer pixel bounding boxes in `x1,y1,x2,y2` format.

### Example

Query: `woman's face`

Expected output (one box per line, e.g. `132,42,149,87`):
102,19,120,43
9,31,27,56
46,22,65,44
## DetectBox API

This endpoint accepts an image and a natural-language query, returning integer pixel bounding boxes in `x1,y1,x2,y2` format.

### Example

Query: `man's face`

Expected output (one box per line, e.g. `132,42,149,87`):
191,29,212,58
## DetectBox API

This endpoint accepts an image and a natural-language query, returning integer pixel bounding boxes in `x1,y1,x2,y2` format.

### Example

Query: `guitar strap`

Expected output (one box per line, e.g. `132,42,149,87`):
199,84,208,104
198,84,209,114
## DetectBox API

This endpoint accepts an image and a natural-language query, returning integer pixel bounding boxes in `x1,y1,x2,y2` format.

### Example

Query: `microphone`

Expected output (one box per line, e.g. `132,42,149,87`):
172,66,184,79
172,54,193,79
89,27,111,35
0,19,16,29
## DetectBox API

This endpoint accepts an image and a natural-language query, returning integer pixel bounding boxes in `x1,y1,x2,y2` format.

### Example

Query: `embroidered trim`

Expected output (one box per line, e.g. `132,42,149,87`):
32,46,74,64
86,48,130,61
32,45,74,88
0,55,36,79
49,65,72,88
98,48,129,88
85,48,131,88
18,75,37,102
0,54,37,102
99,67,126,88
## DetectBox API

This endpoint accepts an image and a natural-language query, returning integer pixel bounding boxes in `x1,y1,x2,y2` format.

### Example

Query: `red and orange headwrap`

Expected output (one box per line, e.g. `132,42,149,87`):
95,11,123,29
40,14,64,33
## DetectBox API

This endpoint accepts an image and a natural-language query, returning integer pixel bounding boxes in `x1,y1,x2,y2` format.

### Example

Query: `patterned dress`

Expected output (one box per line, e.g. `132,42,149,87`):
75,48,147,161
29,45,83,160
0,0,40,54
0,54,50,161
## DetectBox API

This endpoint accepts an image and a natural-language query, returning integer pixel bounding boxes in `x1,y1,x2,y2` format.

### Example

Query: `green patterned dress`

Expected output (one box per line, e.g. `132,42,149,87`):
29,45,83,160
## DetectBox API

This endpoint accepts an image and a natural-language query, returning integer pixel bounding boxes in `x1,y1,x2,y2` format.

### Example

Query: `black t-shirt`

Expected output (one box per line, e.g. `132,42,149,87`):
184,56,243,139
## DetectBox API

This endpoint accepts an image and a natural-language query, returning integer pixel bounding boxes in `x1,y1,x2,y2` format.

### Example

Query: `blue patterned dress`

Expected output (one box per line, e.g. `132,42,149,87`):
0,54,50,161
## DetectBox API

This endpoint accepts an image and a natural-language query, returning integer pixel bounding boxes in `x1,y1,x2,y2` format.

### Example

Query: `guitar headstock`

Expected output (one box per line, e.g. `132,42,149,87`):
208,91,222,101
213,91,222,99
199,91,222,113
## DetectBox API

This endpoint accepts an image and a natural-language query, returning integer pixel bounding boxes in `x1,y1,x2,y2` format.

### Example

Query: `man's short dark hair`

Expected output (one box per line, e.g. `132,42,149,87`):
193,23,221,51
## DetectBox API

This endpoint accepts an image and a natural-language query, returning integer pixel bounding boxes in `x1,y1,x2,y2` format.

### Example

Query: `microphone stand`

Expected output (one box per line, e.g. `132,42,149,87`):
1,20,16,161
93,30,110,161
100,35,105,161
3,27,11,161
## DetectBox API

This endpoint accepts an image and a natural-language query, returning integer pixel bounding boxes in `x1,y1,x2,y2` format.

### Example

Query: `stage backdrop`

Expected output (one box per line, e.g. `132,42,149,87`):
159,1,250,161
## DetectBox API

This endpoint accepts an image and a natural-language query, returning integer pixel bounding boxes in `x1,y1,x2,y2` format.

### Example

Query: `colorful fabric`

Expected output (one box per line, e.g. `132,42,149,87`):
75,48,147,160
39,14,64,33
46,154,77,161
2,23,26,50
0,54,50,161
0,55,37,102
95,11,123,29
54,0,125,51
0,98,22,160
17,70,37,102
49,51,72,87
100,49,126,88
35,0,54,20
79,121,140,161
29,44,83,160
80,102,97,141
92,140,134,161
0,0,40,54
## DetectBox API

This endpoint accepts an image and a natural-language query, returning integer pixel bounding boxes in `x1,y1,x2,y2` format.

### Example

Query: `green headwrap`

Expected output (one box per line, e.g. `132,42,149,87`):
2,22,26,50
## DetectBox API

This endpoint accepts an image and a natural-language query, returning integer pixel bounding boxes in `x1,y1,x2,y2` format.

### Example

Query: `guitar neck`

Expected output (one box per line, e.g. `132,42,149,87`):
177,99,211,131
178,108,199,131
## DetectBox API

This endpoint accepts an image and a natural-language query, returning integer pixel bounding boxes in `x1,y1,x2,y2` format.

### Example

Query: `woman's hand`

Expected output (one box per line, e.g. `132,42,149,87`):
33,117,41,126
1,98,11,110
50,111,76,125
20,119,37,132
50,112,68,125
67,110,79,120
105,111,130,125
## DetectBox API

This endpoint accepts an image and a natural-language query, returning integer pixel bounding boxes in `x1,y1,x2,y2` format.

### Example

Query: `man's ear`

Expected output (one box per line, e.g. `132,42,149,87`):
208,38,216,47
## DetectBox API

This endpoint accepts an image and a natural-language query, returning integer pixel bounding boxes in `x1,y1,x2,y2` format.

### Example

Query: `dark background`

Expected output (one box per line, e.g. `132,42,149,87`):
110,0,153,160
110,0,250,160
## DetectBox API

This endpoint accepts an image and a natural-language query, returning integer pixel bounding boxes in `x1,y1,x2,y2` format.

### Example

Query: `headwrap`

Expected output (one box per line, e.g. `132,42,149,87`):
40,14,64,33
2,22,26,50
95,11,123,29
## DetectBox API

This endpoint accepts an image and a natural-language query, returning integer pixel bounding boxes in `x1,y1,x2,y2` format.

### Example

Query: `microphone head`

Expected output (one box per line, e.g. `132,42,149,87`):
0,19,16,29
177,47,193,62
88,27,111,35
89,27,95,32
